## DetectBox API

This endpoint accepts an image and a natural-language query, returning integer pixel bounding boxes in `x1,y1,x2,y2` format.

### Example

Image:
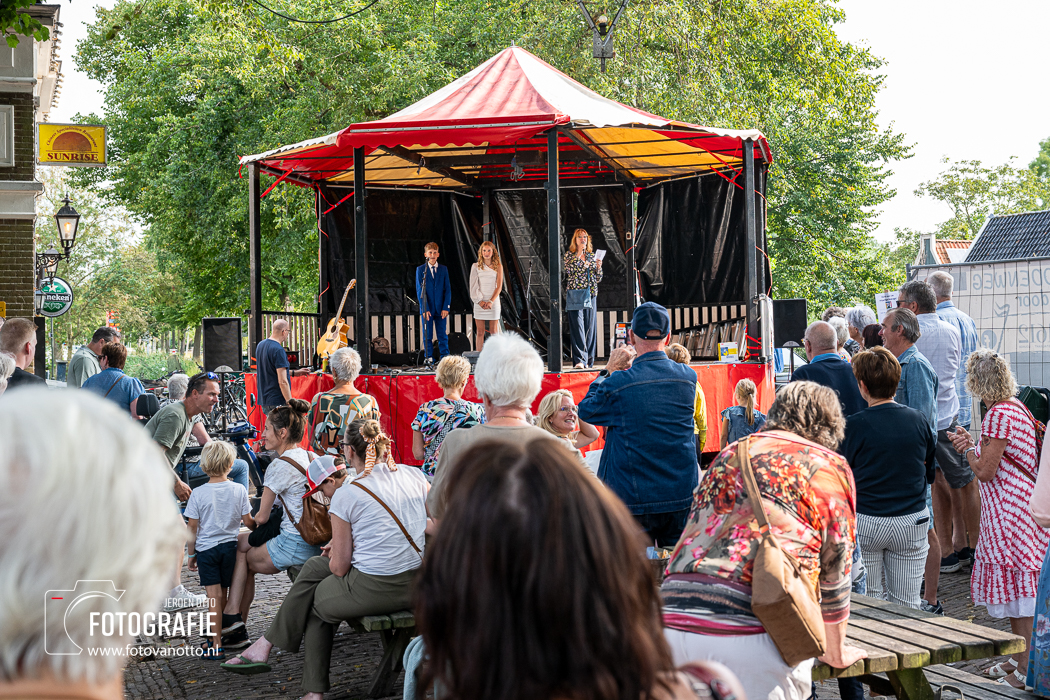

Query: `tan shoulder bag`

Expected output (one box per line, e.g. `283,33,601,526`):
737,436,827,665
276,456,333,546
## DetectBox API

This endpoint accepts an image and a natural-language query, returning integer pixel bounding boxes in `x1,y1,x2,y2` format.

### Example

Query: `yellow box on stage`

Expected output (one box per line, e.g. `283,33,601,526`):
37,123,107,166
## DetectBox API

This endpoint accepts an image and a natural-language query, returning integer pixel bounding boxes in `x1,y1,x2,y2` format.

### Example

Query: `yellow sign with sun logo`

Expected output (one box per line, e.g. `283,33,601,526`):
37,123,107,166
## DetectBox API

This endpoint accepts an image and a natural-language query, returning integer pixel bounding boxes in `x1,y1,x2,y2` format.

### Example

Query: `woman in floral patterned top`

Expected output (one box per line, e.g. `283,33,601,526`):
661,381,865,700
411,355,485,477
563,228,603,369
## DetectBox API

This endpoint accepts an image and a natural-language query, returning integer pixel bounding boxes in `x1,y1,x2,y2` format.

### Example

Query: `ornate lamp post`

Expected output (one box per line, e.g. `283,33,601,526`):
35,244,62,286
54,196,81,257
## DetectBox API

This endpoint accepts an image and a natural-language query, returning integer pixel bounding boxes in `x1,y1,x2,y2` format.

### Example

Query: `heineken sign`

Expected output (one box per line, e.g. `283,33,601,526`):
39,277,74,317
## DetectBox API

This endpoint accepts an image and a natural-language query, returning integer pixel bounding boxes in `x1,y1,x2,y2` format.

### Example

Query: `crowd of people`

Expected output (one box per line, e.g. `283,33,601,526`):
4,271,1050,700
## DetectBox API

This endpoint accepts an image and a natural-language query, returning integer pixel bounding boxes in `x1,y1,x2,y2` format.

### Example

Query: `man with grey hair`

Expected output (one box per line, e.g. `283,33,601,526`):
68,326,120,388
880,306,945,613
790,320,865,416
427,333,580,519
924,272,981,573
897,280,976,575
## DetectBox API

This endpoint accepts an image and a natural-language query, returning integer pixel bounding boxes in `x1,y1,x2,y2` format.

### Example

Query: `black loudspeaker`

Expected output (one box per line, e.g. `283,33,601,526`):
447,332,471,356
202,317,242,372
772,299,807,349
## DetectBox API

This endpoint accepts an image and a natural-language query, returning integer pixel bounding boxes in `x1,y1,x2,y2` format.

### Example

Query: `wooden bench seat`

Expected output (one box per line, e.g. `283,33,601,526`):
286,567,417,698
924,664,1033,700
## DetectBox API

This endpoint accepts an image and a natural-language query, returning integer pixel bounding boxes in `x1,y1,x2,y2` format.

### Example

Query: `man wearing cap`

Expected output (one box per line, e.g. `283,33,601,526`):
578,302,699,546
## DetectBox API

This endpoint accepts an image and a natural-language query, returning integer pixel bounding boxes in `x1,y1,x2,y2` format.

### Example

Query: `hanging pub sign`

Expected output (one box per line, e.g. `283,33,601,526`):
37,123,107,166
39,277,74,317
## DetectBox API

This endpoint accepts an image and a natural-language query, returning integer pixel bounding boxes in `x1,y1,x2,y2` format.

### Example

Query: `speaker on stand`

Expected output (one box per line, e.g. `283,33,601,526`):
772,299,807,375
203,317,243,372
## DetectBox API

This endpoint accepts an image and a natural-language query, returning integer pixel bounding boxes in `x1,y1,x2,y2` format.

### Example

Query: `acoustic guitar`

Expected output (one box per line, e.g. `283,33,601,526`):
316,280,357,361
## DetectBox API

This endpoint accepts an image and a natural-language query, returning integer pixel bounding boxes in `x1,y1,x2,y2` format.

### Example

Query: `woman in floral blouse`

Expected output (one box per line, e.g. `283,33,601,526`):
662,381,865,700
563,228,603,369
411,355,485,478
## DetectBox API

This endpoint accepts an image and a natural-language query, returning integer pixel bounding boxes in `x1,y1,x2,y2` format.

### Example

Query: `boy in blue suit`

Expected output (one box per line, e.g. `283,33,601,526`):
415,241,451,363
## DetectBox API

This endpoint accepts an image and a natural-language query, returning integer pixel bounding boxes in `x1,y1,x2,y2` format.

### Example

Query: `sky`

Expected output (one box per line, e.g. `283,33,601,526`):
835,0,1050,241
49,0,1050,243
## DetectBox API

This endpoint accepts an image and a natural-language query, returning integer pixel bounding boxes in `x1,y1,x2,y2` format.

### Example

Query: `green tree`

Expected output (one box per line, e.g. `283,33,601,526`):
72,0,909,317
913,157,1049,239
1,2,50,48
1030,137,1050,181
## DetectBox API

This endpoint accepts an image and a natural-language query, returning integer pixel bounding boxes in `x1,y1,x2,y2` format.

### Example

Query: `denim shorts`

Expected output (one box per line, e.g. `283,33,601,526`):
265,529,322,571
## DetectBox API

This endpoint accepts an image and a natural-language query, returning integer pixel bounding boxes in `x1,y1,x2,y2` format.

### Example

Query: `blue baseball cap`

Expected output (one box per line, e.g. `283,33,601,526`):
631,302,670,339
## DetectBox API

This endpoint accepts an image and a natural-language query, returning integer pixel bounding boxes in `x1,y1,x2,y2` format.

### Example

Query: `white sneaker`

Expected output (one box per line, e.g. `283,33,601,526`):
162,584,208,612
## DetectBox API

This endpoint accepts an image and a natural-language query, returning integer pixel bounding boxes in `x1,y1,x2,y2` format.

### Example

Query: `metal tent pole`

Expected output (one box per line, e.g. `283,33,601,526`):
743,139,760,358
353,147,371,372
624,183,638,319
546,129,562,372
248,163,263,360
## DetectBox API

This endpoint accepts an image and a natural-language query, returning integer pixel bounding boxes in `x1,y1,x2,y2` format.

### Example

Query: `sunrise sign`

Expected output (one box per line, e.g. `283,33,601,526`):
37,124,107,166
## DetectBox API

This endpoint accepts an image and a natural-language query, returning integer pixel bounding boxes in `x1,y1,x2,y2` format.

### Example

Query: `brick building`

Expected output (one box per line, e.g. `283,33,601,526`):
0,5,62,374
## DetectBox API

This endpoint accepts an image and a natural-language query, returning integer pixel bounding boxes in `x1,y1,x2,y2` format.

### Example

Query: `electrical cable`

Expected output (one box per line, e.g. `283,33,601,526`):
248,0,380,24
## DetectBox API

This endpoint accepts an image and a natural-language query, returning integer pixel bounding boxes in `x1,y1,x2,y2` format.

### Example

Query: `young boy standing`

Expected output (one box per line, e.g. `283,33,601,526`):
186,441,255,660
414,241,451,364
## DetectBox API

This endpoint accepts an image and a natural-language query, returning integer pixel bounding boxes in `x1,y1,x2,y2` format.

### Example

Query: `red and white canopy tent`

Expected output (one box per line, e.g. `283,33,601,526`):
241,46,771,371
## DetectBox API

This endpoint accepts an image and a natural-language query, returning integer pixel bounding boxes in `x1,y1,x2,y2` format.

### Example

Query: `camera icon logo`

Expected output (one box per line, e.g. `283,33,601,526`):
45,580,125,656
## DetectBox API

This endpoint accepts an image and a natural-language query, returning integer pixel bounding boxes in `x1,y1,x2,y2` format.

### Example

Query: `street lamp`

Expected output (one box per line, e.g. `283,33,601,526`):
54,196,81,258
36,244,62,285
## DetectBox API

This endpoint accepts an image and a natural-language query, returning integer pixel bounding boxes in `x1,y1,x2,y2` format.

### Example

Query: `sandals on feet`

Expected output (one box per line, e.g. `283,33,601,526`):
995,670,1027,689
982,660,1017,679
200,641,225,661
220,654,272,675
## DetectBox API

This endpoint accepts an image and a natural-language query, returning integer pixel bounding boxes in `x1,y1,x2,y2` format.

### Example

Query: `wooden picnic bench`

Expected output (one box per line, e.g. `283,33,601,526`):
287,566,416,698
813,594,1026,700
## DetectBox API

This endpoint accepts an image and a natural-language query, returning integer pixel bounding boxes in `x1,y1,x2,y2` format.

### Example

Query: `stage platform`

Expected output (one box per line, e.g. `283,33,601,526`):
244,361,774,466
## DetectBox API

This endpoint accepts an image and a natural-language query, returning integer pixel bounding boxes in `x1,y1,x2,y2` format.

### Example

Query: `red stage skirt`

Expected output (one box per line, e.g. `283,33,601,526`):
244,363,774,466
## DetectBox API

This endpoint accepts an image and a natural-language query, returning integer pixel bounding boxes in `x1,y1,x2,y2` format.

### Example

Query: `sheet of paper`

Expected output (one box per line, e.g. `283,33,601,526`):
874,291,899,322
594,249,607,261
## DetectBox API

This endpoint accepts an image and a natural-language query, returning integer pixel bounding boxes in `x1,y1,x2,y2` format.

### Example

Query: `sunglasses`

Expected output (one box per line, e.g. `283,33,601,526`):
203,371,219,380
557,406,578,415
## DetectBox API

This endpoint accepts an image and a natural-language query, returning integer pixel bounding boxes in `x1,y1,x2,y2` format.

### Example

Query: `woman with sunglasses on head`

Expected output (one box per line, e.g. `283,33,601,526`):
536,389,599,451
223,419,430,700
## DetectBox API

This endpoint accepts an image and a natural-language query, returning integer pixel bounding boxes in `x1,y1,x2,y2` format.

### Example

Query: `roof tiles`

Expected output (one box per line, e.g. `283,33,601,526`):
966,210,1050,263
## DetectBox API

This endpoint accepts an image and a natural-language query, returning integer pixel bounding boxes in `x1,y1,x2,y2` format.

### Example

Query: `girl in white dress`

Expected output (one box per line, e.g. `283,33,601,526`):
469,241,503,351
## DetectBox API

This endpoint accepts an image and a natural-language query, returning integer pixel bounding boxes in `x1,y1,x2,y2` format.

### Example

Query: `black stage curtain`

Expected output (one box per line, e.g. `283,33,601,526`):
319,170,768,350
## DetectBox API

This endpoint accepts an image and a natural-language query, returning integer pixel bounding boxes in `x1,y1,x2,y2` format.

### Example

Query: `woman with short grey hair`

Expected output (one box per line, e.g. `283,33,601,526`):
167,372,189,402
426,333,583,518
0,388,185,696
949,349,1048,687
0,352,14,396
308,347,379,456
846,306,877,346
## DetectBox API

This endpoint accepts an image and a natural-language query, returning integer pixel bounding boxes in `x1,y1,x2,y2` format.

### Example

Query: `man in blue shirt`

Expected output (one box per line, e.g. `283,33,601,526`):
881,306,946,614
256,319,307,414
415,242,452,365
83,342,145,418
578,302,697,547
790,321,866,417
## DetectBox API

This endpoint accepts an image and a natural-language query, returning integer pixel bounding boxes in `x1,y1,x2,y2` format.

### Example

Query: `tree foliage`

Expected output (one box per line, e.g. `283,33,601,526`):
71,0,909,317
1,1,50,48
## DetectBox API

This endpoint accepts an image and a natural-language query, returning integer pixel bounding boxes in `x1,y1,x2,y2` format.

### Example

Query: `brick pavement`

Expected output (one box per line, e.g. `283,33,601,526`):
123,565,401,700
126,560,1015,700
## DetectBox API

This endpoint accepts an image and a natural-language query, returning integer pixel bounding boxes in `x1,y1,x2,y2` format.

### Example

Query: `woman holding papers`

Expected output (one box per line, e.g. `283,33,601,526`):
563,227,603,369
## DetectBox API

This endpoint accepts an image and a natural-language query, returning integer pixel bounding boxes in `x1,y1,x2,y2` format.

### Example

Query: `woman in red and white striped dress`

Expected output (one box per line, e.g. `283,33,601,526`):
950,349,1049,689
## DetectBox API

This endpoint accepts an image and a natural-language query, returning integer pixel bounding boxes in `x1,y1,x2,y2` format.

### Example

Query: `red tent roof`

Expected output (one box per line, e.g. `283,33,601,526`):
242,46,770,189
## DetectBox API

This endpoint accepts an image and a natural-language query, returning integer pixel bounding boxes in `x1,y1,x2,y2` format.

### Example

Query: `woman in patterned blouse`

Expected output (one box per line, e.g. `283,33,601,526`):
563,227,603,369
662,381,865,700
411,355,485,478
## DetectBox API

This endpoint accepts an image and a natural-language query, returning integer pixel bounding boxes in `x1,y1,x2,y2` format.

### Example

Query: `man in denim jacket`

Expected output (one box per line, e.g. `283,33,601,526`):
578,302,698,547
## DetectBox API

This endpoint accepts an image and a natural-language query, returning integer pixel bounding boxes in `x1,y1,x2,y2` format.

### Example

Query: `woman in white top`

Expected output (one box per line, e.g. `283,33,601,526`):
223,399,319,631
469,240,503,351
222,418,430,699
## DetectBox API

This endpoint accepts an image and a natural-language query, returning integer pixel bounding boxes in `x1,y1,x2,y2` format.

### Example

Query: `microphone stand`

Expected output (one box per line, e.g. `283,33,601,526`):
525,259,534,347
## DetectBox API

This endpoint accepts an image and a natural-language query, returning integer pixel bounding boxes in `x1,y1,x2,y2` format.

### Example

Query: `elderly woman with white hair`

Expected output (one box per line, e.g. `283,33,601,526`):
949,349,1050,687
308,346,379,456
846,306,877,349
0,352,14,396
827,316,852,361
0,388,185,698
427,332,583,519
